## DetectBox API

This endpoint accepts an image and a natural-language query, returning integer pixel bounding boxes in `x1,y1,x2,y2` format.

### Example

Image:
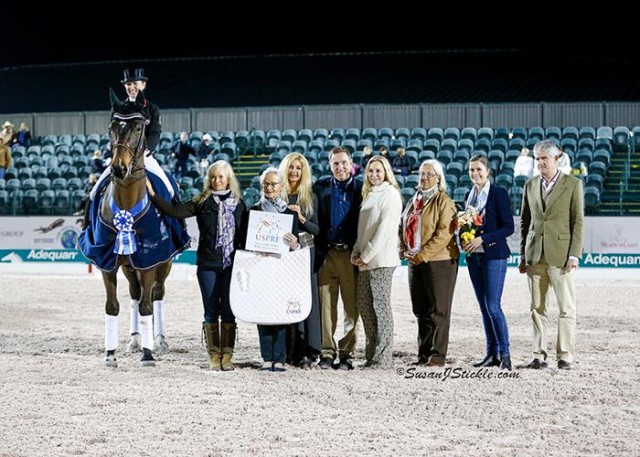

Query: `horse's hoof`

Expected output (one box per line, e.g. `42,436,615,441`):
104,355,118,368
153,335,169,355
125,333,141,354
140,348,156,367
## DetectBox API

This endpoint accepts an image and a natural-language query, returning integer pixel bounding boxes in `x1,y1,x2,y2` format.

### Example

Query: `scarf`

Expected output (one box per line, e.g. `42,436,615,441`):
258,195,288,214
404,184,439,253
212,190,238,268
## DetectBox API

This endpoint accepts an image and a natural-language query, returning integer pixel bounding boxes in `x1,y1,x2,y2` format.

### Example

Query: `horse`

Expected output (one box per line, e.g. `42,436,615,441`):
78,91,190,367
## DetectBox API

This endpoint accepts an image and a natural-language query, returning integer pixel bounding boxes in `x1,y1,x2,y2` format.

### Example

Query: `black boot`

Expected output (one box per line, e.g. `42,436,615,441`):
499,355,512,371
473,354,501,367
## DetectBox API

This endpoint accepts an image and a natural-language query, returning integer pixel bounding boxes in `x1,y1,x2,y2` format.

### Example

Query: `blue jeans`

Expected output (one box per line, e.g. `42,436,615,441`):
467,255,510,357
257,325,286,362
196,267,235,324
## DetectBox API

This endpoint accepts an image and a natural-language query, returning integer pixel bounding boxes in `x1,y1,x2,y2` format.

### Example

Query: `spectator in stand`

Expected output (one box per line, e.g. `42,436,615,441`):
197,133,215,176
392,147,411,176
514,147,534,179
74,173,99,216
13,122,31,147
0,121,14,180
359,145,373,175
91,149,107,175
557,149,572,175
379,145,390,162
173,131,196,180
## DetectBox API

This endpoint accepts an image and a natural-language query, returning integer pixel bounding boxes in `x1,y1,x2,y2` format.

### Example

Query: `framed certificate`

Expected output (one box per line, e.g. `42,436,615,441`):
244,210,294,256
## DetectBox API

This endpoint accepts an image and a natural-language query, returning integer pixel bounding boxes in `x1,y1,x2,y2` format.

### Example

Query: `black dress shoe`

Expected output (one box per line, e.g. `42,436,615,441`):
524,358,548,369
337,358,354,371
318,357,334,370
499,356,512,371
473,354,501,367
557,360,572,370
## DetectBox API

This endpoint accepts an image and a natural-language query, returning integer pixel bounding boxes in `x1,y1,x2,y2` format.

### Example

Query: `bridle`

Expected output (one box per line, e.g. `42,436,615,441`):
110,112,147,186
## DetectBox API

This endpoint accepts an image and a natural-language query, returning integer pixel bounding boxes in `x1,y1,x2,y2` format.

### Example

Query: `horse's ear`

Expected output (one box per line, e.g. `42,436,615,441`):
109,88,123,109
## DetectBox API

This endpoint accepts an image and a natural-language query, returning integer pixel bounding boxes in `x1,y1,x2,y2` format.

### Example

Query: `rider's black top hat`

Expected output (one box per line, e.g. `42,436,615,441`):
121,68,148,84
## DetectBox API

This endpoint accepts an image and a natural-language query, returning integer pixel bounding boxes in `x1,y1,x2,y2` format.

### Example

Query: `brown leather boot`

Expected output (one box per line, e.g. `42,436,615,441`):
203,322,221,371
220,322,237,371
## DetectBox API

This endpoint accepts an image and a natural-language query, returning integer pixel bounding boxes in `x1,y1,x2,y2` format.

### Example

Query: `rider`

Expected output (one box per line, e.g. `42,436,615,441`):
91,68,175,199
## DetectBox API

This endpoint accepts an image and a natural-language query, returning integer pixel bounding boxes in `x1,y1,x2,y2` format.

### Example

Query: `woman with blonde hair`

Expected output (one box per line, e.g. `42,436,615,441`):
279,153,321,368
400,159,459,366
351,156,402,369
147,160,246,371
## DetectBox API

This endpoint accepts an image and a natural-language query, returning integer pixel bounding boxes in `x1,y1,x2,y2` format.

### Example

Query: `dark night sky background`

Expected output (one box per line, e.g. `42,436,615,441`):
2,8,639,113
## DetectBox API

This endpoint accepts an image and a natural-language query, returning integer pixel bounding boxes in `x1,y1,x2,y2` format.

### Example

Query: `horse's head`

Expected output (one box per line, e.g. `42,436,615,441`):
109,89,147,181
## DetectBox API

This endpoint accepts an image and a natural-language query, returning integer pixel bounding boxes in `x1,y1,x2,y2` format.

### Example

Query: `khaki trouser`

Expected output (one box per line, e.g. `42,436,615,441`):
527,258,577,362
318,248,359,359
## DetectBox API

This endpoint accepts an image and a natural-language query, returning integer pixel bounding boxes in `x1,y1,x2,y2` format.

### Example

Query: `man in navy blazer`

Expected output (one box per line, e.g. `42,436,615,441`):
313,147,363,370
462,155,514,370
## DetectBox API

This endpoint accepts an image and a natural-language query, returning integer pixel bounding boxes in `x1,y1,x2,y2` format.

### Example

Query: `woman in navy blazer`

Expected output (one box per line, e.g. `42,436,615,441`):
462,155,514,370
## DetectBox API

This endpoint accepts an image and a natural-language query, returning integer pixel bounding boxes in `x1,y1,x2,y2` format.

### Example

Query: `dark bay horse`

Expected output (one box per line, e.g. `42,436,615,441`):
79,93,187,367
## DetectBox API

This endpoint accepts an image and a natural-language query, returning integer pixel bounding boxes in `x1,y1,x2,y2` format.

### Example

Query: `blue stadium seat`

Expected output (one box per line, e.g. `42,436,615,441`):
395,128,410,142
404,175,420,189
292,140,308,154
427,128,444,143
494,127,510,140
588,161,607,178
545,126,562,140
378,127,394,142
613,126,630,152
406,139,423,154
477,127,493,140
444,127,460,141
344,128,360,142
361,128,377,142
457,139,474,153
586,174,604,192
579,126,596,140
281,129,298,143
418,150,435,162
313,128,329,141
445,174,458,192
528,127,544,141
453,187,469,206
578,138,595,151
401,187,415,205
341,139,356,154
596,126,613,140
410,127,427,142
460,127,477,142
584,186,600,214
491,138,508,153
423,139,440,154
38,189,55,214
475,138,491,153
329,128,344,142
436,150,453,166
592,149,610,167
511,127,528,140
562,126,579,141
54,189,70,214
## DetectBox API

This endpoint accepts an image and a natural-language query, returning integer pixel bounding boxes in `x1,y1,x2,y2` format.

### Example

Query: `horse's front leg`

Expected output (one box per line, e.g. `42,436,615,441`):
137,268,157,366
151,261,172,355
101,270,119,367
122,266,142,354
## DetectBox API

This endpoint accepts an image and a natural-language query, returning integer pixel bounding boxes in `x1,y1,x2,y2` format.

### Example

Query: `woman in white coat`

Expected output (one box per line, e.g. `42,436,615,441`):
351,156,403,369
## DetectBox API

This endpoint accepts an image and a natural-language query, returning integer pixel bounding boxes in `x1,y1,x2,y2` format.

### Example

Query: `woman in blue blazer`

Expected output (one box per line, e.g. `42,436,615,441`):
462,155,514,370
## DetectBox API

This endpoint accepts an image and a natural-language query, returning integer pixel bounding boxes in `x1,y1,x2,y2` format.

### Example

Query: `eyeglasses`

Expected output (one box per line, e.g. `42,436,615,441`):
420,172,438,179
263,182,281,189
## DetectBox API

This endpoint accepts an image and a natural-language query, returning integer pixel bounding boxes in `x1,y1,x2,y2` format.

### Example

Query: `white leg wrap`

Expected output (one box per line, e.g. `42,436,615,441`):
140,315,154,350
129,299,140,335
153,300,165,337
90,168,111,200
105,314,118,351
144,155,175,197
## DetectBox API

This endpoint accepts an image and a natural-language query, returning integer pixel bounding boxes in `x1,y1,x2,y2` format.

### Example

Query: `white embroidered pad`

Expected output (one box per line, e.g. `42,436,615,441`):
230,249,312,325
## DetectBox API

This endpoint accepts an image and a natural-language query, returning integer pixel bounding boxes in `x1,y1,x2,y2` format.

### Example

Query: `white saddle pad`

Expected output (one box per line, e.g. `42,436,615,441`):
230,249,312,325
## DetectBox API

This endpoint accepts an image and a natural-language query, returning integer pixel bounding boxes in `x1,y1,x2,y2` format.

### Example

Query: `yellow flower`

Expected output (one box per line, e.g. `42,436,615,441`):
460,230,476,244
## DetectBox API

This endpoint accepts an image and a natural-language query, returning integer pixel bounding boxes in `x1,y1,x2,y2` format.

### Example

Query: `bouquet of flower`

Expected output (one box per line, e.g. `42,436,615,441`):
456,207,483,245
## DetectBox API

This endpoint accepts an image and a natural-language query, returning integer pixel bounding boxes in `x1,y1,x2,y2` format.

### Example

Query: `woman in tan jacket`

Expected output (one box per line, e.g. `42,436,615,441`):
401,159,459,366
